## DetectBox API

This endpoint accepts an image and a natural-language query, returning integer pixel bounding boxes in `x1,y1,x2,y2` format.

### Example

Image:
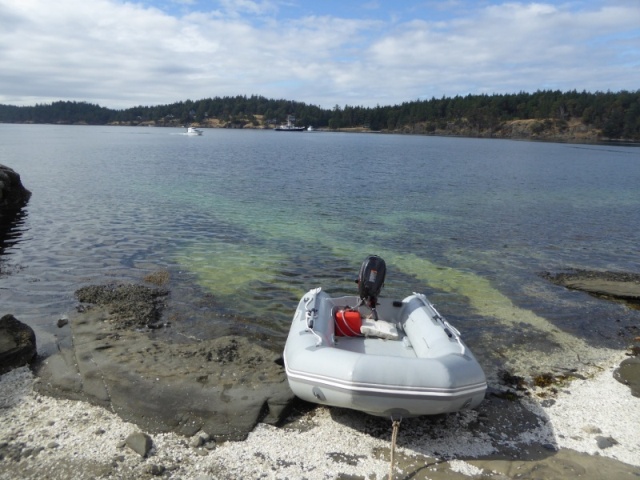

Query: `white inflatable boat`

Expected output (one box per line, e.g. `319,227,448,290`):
283,256,487,418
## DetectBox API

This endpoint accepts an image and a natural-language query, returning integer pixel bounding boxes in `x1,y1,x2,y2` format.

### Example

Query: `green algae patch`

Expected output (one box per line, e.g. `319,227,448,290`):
176,242,291,298
172,194,617,374
388,253,574,328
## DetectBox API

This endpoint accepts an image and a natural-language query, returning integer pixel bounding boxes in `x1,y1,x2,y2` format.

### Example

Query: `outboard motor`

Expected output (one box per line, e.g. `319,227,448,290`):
356,255,386,320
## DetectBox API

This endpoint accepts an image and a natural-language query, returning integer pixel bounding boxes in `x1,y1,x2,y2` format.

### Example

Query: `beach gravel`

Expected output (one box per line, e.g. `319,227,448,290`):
1,353,639,479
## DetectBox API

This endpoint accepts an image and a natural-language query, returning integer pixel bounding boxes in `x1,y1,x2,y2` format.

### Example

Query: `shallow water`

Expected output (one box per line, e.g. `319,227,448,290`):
1,124,639,372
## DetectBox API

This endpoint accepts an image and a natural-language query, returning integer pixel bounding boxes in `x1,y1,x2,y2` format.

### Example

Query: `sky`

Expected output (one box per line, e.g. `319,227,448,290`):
0,0,638,110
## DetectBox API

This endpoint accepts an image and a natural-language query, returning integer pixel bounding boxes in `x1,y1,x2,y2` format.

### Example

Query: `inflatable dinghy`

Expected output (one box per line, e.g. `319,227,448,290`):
283,256,487,418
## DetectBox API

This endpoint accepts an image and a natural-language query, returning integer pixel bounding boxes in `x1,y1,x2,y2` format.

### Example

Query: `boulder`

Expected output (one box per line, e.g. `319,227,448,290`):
0,164,31,216
0,314,37,374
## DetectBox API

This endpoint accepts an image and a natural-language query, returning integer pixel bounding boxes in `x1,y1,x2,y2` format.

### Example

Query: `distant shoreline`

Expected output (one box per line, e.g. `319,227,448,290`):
2,120,638,147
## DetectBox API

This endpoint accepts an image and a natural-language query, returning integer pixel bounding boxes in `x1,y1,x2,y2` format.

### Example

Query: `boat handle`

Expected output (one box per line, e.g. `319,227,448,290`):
304,290,320,328
415,293,465,355
304,288,324,346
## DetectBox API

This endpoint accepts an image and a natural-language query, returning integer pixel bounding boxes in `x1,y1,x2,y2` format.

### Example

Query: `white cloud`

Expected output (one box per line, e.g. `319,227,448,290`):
216,0,278,17
362,2,640,100
0,0,638,109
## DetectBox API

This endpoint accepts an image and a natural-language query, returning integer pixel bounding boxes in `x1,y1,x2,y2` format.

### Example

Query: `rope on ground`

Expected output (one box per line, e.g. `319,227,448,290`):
389,418,401,480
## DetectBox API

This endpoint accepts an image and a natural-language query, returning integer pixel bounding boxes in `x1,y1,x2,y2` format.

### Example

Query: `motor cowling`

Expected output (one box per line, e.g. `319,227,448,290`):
357,255,386,303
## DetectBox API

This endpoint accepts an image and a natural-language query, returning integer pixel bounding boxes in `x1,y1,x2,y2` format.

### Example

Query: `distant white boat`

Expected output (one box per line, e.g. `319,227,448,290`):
275,115,306,132
185,127,203,136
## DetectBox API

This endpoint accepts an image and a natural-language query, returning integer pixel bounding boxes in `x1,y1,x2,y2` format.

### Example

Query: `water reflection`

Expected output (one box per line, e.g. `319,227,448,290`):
0,206,29,257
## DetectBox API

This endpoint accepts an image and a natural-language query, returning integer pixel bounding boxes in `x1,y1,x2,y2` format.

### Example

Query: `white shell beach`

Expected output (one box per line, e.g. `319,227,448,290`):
1,351,638,480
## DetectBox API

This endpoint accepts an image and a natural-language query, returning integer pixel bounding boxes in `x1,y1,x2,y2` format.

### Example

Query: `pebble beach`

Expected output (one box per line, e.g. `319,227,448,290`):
1,351,639,480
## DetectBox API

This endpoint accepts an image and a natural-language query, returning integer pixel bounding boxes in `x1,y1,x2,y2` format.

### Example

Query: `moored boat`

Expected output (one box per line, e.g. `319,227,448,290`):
283,256,487,418
275,115,306,132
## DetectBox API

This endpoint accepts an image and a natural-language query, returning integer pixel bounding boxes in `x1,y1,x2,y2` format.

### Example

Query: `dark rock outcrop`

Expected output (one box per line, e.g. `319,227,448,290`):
36,284,295,441
0,164,31,262
0,164,31,216
0,314,37,374
540,270,640,308
75,283,169,329
541,269,640,399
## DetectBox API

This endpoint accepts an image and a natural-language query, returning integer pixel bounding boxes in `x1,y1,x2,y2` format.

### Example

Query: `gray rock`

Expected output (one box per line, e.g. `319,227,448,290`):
595,435,619,449
125,431,153,457
614,356,640,398
189,436,204,448
0,314,37,374
144,464,165,476
36,283,295,442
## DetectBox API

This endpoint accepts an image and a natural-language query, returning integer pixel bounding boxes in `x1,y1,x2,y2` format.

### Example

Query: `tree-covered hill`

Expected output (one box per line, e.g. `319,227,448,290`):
1,90,638,141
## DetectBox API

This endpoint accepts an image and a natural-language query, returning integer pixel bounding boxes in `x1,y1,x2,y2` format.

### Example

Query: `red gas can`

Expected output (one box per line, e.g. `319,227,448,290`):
334,309,362,336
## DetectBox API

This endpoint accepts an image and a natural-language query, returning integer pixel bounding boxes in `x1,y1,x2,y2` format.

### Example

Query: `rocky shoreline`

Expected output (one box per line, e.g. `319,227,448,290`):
20,268,638,441
1,272,639,478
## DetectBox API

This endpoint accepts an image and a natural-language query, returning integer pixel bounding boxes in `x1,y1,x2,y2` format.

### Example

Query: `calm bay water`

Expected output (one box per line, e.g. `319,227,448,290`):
1,124,639,370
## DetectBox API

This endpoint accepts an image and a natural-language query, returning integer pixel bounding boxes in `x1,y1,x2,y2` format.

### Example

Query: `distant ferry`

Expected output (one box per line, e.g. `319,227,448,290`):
275,115,306,132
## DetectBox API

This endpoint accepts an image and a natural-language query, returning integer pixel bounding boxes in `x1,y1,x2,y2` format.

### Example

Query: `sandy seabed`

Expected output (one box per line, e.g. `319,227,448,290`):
1,353,639,480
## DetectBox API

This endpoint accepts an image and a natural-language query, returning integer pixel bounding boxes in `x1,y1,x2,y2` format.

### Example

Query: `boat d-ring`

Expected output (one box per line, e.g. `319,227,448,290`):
311,387,326,401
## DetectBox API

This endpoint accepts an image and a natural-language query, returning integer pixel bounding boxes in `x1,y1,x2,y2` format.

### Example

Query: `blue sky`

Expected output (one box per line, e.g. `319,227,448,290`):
0,0,638,109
